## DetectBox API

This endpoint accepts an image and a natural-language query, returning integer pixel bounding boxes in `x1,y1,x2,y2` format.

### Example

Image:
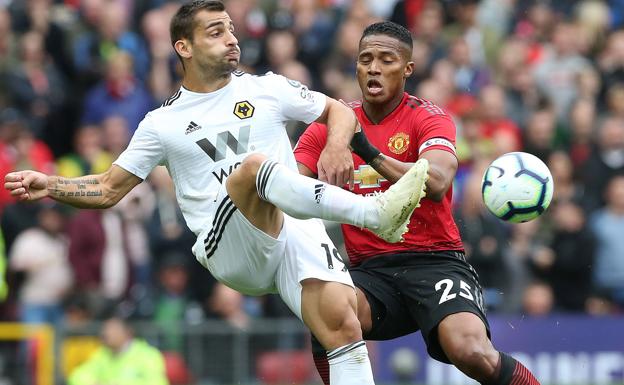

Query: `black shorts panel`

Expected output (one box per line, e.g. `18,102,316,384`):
350,251,491,364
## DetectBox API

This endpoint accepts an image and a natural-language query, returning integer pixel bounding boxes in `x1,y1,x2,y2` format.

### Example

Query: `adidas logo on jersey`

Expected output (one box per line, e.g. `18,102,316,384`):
185,121,202,135
314,184,325,203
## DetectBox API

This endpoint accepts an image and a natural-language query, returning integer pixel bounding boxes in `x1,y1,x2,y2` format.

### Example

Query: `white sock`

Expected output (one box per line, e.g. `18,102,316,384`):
327,341,375,385
256,160,379,229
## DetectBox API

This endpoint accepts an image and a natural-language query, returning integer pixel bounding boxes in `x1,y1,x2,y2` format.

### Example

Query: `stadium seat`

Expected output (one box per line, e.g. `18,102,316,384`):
256,350,314,384
163,351,193,385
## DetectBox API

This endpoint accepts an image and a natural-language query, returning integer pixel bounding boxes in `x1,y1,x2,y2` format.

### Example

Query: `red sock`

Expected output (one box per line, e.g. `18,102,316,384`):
311,335,330,385
313,351,330,385
489,352,540,385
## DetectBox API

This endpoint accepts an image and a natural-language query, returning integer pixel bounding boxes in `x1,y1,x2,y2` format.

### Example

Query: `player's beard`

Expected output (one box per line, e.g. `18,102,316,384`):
199,55,238,79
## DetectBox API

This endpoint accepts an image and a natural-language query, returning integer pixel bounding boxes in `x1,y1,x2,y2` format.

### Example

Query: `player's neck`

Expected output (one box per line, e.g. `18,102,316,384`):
362,92,404,124
182,70,232,93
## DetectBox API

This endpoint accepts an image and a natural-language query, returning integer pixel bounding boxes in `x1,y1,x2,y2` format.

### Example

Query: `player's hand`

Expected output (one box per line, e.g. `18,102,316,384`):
4,170,50,201
317,145,354,189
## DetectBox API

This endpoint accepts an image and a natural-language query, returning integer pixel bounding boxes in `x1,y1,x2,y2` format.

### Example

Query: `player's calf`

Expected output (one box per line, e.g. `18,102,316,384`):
443,334,500,382
301,279,375,385
438,313,540,385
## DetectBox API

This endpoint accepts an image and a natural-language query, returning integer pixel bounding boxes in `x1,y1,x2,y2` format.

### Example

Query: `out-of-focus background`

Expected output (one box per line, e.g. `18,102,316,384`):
0,0,623,384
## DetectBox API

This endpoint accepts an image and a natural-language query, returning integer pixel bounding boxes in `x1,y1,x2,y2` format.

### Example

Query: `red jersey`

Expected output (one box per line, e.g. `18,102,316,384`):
294,93,464,266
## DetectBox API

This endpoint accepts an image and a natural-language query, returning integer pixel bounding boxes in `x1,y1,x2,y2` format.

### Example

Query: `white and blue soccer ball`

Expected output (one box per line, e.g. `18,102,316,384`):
481,152,554,223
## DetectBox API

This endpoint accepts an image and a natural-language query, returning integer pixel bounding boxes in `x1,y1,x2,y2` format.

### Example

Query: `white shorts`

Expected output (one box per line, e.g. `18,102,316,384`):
192,192,353,319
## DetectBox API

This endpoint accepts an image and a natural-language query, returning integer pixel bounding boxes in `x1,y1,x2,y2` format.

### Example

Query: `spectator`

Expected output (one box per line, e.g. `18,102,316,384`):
66,208,132,316
605,83,624,118
81,51,154,132
142,4,181,103
410,1,446,66
567,98,597,170
589,175,624,307
152,252,198,352
448,37,490,95
56,124,113,178
522,281,555,316
547,151,583,203
72,0,150,86
598,30,624,105
9,202,72,326
478,84,522,151
262,29,298,74
582,116,624,211
206,283,249,330
101,115,131,158
11,0,74,78
454,161,509,309
528,200,595,312
68,316,169,385
4,30,67,138
0,229,7,302
61,293,101,380
442,0,501,65
146,167,195,260
0,109,55,211
504,219,548,313
533,22,592,120
286,0,338,78
523,102,559,162
0,8,17,74
111,182,155,293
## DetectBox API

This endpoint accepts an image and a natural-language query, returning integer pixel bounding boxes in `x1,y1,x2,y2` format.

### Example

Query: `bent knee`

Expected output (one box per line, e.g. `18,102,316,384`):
227,153,269,189
239,153,268,177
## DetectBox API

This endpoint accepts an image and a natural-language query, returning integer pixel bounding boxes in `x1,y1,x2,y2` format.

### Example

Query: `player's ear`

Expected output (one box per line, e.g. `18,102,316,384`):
404,61,414,79
174,39,192,60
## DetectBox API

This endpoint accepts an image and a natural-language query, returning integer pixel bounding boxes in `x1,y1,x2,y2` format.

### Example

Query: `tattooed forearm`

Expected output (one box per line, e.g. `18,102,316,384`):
58,178,100,189
48,176,106,207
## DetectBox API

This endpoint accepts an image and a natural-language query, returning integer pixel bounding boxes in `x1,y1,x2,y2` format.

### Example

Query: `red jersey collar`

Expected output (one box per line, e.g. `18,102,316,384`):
358,92,409,126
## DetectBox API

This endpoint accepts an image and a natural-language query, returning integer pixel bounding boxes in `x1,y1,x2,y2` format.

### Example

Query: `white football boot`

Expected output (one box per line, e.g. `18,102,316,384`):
370,158,429,243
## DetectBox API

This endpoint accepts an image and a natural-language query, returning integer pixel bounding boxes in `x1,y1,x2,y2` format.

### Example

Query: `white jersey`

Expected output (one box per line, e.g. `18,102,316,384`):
114,71,326,235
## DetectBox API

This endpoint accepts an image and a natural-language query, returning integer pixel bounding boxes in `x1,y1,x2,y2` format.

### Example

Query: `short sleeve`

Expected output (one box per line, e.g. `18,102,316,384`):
415,113,457,157
270,74,327,124
113,115,164,179
293,122,328,175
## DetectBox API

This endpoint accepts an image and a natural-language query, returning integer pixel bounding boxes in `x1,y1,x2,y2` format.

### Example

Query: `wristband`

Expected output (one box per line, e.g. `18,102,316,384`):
350,131,381,164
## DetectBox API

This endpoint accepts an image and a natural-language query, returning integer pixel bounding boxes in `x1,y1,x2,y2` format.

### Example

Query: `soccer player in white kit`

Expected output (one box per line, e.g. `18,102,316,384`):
4,2,429,384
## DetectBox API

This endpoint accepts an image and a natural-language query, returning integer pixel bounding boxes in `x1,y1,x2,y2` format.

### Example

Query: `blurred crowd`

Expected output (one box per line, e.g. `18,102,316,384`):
0,0,624,356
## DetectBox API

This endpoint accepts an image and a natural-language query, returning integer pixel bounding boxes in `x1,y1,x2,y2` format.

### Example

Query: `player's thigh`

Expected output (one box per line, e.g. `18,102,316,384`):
275,216,354,320
402,252,490,363
349,266,419,340
192,189,286,296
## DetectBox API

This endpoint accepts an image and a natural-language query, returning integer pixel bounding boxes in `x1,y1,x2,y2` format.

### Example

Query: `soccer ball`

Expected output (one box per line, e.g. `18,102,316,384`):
481,152,554,223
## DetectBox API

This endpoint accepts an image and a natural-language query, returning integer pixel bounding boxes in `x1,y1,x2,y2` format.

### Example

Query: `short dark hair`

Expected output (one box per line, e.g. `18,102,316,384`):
360,21,413,51
170,0,225,63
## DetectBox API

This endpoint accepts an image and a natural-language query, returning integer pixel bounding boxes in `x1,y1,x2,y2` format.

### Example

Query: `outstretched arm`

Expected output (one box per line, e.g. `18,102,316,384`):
349,128,456,201
366,150,457,202
4,165,142,209
314,97,359,189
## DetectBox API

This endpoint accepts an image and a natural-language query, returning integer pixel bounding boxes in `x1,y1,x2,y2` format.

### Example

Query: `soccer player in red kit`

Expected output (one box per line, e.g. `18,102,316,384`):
294,21,541,385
